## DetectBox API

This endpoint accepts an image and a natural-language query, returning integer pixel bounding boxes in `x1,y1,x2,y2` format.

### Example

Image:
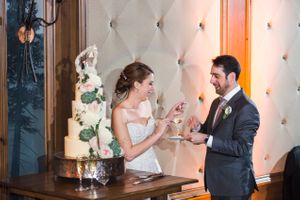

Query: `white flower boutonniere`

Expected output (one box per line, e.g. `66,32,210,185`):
223,106,232,119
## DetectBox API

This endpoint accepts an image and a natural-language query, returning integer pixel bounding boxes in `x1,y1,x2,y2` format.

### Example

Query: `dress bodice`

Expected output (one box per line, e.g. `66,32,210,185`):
126,117,162,173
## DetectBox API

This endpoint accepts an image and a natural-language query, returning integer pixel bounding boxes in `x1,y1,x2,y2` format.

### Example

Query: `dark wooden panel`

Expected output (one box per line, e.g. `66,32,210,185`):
48,0,80,157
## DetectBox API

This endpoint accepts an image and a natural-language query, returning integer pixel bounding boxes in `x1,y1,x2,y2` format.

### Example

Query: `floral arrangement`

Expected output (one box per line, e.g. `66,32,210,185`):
74,45,123,158
222,105,232,119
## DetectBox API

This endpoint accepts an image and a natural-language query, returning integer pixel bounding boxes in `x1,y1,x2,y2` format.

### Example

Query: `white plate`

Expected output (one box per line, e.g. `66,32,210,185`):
168,136,185,141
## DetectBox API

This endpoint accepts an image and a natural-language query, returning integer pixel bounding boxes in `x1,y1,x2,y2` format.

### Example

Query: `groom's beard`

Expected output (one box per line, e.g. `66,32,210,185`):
215,81,230,96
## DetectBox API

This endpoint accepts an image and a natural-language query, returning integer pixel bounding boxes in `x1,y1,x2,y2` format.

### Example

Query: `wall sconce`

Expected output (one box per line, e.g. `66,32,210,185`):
17,0,63,82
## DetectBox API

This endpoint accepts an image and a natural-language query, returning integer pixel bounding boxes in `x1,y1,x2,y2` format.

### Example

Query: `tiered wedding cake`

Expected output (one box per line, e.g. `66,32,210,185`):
64,45,122,159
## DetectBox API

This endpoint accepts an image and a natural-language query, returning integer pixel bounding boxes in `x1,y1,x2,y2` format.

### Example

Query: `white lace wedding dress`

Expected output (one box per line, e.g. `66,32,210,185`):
126,117,162,173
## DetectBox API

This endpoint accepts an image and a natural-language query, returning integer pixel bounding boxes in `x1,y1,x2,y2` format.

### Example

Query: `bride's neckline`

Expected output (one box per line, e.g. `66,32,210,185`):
127,117,153,127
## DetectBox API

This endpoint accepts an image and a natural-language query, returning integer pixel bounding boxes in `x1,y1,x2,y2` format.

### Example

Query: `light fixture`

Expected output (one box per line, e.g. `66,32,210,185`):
17,0,63,82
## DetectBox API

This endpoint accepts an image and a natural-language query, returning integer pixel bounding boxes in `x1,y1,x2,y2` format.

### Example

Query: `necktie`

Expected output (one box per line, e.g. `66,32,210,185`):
212,98,227,127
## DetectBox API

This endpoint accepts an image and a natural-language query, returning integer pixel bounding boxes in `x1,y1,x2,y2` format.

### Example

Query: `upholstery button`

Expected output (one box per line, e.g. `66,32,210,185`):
109,20,116,28
298,86,300,92
281,118,287,125
266,88,271,95
198,166,203,173
199,22,205,30
198,93,205,102
264,154,270,160
282,54,288,61
156,21,160,28
178,59,183,65
267,22,272,29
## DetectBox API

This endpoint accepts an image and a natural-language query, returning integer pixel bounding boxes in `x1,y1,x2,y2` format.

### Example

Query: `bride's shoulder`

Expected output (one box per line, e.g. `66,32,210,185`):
112,102,125,115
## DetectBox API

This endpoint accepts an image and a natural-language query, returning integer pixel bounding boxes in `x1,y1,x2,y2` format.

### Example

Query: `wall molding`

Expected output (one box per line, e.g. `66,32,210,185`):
44,0,57,171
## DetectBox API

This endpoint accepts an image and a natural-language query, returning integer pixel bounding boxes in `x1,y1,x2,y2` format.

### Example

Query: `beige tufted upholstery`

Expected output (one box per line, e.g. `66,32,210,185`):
251,0,300,176
86,0,300,189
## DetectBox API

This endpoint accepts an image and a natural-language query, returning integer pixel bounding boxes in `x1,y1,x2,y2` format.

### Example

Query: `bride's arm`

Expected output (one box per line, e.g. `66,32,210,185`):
112,107,169,161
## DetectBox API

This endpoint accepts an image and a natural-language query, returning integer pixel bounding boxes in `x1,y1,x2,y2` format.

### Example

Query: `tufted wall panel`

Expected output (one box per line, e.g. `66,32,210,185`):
86,0,300,189
251,0,300,176
86,0,220,187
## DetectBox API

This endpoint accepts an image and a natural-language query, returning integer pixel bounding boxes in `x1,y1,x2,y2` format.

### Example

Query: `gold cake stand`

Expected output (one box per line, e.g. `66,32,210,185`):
53,152,125,184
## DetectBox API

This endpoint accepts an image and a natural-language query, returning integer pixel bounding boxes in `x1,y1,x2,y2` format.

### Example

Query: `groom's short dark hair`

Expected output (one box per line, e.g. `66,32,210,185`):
212,55,241,81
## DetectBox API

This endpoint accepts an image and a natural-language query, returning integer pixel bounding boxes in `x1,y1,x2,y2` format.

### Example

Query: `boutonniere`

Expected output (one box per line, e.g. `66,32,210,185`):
222,106,232,119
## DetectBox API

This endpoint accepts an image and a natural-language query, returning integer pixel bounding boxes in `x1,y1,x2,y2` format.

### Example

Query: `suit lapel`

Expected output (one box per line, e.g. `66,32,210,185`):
212,90,244,131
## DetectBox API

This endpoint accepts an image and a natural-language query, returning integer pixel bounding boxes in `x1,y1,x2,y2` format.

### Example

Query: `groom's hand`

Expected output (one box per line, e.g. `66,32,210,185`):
185,132,208,145
186,116,201,131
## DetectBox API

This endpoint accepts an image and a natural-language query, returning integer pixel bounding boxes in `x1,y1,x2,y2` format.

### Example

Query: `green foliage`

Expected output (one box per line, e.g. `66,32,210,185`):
81,91,96,104
100,95,106,102
79,128,96,142
82,74,89,83
109,137,122,157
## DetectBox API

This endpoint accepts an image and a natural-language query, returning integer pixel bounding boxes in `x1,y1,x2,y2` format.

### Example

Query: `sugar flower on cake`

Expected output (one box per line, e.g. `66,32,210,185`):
99,145,114,158
80,111,101,126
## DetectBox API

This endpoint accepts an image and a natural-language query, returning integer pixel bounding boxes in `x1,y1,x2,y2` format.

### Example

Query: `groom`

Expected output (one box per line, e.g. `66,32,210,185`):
185,55,260,200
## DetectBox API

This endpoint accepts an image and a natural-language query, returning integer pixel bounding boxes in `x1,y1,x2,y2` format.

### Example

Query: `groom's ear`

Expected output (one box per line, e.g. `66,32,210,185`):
228,72,236,83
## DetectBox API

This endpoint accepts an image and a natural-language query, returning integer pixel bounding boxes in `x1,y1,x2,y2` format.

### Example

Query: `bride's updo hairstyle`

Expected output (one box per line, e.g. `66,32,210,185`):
115,62,154,98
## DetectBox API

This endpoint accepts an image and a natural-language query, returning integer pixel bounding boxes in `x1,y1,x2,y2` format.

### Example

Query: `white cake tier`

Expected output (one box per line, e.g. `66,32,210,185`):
68,118,84,139
64,136,91,158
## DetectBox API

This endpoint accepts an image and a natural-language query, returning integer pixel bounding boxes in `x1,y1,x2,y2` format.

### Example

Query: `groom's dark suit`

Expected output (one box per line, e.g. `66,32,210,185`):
200,89,260,198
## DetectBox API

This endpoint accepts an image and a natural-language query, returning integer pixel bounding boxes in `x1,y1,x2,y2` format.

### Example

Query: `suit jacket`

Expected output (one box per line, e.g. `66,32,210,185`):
283,146,300,200
200,89,260,196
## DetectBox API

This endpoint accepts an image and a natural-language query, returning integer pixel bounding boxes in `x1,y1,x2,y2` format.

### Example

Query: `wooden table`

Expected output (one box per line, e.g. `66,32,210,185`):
0,170,198,200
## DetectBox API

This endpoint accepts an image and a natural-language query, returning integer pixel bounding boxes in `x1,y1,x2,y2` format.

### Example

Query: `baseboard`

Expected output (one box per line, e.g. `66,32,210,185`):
168,172,283,200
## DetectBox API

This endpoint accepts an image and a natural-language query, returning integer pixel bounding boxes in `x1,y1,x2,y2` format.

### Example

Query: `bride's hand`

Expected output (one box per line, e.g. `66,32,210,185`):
166,101,186,120
155,118,171,136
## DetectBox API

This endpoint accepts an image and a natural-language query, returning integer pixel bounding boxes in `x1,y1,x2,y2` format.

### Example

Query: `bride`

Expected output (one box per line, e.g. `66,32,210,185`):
112,62,185,173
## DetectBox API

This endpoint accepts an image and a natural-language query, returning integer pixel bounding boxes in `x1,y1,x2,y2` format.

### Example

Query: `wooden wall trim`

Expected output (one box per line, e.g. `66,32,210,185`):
45,0,81,171
52,0,80,158
0,0,8,181
44,0,57,171
78,0,86,51
220,0,251,96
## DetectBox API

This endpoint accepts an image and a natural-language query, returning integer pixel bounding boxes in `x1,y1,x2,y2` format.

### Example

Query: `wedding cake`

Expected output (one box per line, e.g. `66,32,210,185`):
64,45,122,159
